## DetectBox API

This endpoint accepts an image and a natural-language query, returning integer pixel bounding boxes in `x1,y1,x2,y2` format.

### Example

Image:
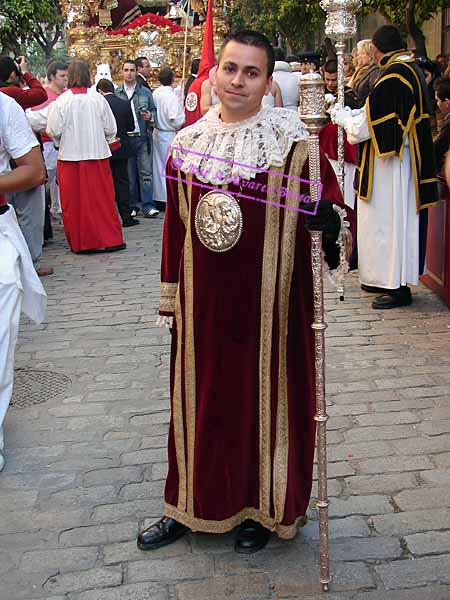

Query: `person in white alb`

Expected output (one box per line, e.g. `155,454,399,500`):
152,67,185,210
46,59,125,254
0,92,47,471
272,48,299,111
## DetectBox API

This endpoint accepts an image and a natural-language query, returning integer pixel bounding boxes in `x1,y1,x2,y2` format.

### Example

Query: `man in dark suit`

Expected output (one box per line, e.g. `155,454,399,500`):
96,78,139,227
135,57,151,90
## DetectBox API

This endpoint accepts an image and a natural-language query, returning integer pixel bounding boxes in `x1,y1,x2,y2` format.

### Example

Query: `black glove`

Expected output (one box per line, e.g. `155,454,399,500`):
304,199,341,241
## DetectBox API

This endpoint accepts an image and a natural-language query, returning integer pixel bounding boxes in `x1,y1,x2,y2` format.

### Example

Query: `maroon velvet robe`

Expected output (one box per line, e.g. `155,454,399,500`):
159,141,351,538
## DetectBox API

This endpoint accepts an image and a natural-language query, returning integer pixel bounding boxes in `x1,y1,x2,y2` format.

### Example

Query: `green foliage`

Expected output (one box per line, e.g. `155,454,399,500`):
26,38,69,76
232,0,448,52
0,0,63,57
232,0,324,50
360,0,449,28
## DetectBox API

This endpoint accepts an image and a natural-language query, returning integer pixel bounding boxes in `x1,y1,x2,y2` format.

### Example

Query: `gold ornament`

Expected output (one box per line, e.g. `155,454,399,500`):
195,190,243,253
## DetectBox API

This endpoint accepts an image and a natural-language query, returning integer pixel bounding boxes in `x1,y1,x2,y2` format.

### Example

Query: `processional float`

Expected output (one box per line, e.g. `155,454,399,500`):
59,0,231,85
299,0,360,591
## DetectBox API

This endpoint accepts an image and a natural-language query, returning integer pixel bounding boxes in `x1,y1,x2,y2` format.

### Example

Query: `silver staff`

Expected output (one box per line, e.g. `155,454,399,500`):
320,0,361,195
299,71,331,592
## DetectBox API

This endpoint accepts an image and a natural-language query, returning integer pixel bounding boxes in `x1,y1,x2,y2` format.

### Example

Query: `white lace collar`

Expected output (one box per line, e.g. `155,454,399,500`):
171,105,308,185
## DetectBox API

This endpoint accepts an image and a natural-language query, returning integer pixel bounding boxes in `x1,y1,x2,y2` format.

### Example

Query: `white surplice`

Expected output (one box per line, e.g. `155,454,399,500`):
152,85,185,204
341,106,419,289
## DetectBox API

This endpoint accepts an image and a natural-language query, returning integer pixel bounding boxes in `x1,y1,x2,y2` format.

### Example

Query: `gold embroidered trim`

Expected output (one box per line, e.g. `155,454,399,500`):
258,167,283,516
177,170,189,228
164,502,308,540
160,282,178,313
184,176,196,516
173,286,187,511
273,142,309,521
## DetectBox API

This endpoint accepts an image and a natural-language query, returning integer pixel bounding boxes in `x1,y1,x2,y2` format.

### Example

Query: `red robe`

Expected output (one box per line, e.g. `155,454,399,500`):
159,143,353,537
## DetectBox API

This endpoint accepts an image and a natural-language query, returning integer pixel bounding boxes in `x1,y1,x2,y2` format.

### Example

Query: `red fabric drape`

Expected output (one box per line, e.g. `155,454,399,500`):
319,122,357,164
184,0,215,127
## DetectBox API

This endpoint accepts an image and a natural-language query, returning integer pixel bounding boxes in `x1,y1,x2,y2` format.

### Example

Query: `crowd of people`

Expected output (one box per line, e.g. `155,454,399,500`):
0,21,448,558
0,53,187,260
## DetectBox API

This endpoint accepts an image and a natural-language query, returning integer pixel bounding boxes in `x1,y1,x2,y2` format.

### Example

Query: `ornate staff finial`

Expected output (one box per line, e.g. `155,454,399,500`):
320,0,361,194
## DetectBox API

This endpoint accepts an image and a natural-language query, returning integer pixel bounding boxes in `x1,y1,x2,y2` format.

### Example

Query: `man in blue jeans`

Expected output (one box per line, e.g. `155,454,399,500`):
116,60,159,218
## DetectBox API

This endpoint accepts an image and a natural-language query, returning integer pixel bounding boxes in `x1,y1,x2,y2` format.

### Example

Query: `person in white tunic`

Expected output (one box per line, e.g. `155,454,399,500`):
0,92,47,471
152,67,185,208
331,25,438,309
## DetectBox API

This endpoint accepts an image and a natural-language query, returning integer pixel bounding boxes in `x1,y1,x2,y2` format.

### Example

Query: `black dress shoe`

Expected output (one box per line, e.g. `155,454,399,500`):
122,218,140,227
104,243,127,253
361,284,389,294
372,286,412,310
137,517,189,551
235,519,270,554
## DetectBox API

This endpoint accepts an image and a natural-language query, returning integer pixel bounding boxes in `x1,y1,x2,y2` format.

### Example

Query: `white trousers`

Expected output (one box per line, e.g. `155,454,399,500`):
0,233,23,441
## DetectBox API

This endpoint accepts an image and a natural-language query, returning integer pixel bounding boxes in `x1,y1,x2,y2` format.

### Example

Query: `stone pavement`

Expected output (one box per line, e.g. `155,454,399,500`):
1,216,450,600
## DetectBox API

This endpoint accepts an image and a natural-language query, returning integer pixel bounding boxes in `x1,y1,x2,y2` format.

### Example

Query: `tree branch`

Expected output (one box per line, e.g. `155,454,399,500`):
406,0,427,56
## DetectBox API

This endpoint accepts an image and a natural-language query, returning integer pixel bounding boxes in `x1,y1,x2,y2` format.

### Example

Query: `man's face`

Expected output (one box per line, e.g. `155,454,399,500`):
123,63,137,84
138,59,150,78
438,56,447,68
215,41,271,122
324,71,337,92
436,92,450,116
51,69,68,91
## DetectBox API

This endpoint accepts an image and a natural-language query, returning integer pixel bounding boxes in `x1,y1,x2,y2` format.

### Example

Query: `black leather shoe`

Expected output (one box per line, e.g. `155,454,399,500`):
372,287,412,310
235,519,270,554
104,243,127,252
123,218,140,227
361,284,389,294
137,517,189,551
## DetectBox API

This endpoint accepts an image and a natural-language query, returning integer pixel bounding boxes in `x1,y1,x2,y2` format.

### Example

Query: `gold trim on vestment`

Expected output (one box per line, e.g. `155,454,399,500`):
172,195,188,512
273,141,309,522
184,176,196,516
164,502,308,539
258,166,283,516
177,170,189,228
160,282,178,313
366,93,415,161
374,72,413,93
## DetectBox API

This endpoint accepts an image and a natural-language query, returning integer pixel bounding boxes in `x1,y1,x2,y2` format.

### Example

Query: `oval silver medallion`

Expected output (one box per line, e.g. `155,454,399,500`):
195,190,243,253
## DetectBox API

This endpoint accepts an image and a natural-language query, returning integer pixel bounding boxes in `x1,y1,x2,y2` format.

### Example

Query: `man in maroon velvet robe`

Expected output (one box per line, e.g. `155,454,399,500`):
137,30,353,554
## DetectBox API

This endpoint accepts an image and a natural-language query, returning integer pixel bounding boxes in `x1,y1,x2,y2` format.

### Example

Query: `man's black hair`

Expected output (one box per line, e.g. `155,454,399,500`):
0,56,19,83
46,60,68,80
96,78,115,93
159,66,174,86
191,58,200,75
219,30,276,77
436,77,450,102
323,59,337,74
372,25,404,54
135,57,148,69
123,59,136,68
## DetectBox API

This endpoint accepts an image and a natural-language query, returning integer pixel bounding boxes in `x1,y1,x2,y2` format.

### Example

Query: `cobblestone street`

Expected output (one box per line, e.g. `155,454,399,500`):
1,216,450,600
